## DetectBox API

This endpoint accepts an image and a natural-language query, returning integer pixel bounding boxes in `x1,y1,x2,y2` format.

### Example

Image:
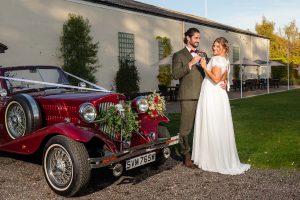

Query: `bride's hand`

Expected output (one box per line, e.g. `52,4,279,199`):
200,58,207,69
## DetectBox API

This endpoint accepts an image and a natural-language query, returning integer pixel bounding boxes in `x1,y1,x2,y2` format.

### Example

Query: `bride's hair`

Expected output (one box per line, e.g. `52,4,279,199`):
213,37,229,57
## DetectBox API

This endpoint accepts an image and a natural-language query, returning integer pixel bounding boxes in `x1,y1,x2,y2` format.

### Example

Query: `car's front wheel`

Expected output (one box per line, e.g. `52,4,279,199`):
43,135,91,197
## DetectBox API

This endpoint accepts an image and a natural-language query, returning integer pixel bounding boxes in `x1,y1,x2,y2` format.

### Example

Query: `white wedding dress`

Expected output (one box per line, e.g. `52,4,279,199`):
191,56,250,175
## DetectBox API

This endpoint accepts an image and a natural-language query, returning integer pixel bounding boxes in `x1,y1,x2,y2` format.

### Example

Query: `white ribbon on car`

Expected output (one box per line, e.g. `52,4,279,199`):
0,76,111,92
63,71,110,92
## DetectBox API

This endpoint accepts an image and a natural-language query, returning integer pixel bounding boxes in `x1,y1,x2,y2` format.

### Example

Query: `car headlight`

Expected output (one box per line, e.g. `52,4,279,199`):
137,98,149,113
79,103,97,123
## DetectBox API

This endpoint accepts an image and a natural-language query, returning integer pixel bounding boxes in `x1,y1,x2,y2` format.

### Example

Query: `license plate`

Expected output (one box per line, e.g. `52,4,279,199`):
126,152,156,170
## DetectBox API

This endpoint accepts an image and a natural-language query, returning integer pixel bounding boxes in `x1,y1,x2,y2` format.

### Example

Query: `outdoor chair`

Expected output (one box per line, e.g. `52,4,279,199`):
158,85,170,100
259,79,267,89
272,79,280,88
269,78,280,88
245,79,256,91
232,79,241,91
168,84,179,102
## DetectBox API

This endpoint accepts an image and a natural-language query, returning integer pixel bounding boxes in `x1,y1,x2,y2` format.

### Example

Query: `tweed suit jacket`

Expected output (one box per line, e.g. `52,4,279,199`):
172,47,204,100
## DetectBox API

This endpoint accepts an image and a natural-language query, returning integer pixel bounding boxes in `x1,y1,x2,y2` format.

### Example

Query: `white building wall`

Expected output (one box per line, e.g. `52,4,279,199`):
0,0,268,91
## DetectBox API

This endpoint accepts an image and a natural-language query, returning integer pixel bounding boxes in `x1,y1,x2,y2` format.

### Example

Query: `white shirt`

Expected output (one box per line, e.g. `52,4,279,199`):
186,46,198,70
186,46,198,58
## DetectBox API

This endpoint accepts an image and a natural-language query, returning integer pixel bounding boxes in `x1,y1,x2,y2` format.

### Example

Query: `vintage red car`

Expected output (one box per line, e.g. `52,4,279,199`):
0,65,178,196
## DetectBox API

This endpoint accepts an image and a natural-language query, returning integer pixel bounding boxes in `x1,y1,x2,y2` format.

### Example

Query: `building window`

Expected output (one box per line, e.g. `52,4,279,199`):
158,41,164,60
118,32,134,63
232,46,239,62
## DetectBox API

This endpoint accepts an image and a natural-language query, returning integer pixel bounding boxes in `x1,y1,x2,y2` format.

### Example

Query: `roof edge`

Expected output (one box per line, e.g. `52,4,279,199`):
81,0,269,39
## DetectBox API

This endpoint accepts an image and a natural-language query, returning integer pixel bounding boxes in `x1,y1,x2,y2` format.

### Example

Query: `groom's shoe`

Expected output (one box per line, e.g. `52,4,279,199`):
184,158,195,169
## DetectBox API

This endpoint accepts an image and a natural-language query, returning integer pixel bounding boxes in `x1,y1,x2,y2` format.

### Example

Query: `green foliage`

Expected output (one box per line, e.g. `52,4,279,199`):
115,59,140,94
256,17,300,65
156,36,173,58
255,16,275,38
233,65,240,80
166,89,300,170
60,14,99,84
284,20,300,64
272,65,295,83
157,65,172,86
156,36,173,86
271,66,287,79
97,102,139,140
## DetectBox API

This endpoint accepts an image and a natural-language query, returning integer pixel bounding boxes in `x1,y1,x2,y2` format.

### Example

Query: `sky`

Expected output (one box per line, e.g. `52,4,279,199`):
137,0,300,33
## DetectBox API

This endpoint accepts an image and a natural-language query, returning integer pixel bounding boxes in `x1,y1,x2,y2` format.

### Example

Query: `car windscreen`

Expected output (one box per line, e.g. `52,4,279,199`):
4,68,70,93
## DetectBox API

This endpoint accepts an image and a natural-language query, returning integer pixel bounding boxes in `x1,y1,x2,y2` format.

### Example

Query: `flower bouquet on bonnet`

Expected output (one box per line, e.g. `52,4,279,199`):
147,91,166,117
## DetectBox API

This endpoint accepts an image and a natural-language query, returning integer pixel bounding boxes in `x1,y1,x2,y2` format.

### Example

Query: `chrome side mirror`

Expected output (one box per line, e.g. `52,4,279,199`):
78,82,87,88
0,89,7,97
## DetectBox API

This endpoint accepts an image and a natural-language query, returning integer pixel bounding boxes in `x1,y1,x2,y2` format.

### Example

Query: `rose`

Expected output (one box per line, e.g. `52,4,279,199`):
154,96,159,103
152,110,158,116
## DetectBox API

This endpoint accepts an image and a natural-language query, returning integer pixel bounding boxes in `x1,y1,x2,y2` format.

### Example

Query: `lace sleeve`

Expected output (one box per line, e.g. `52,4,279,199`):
211,56,225,70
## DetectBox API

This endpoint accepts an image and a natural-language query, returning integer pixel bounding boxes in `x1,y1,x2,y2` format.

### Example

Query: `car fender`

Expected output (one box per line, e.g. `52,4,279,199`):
139,114,169,134
0,123,95,155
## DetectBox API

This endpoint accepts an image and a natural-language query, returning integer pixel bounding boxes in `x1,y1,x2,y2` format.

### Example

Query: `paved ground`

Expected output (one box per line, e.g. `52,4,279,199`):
166,86,300,113
0,153,299,200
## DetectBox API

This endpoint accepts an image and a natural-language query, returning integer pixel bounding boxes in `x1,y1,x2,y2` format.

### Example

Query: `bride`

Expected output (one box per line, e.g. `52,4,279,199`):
191,37,250,175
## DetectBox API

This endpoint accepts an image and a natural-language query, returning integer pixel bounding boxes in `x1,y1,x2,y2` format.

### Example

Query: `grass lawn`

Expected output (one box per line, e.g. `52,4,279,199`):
165,89,300,170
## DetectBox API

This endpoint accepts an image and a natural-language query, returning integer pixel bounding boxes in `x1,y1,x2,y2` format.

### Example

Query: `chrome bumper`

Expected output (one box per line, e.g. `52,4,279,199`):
89,135,179,168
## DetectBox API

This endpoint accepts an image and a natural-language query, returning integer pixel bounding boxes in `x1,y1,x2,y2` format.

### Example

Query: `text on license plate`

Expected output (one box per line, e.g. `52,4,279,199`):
126,152,156,170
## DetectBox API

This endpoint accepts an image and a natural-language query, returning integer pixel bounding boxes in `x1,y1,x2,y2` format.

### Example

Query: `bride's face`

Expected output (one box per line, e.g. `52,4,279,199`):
212,42,225,56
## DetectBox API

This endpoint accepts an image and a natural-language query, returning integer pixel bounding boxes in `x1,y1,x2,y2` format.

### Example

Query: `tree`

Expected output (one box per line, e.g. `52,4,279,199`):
284,20,300,65
115,59,140,95
60,14,99,84
255,17,300,65
255,16,275,39
255,16,285,61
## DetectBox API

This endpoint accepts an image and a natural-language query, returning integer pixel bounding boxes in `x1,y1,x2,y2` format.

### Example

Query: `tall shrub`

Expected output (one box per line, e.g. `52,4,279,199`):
115,59,140,95
60,14,99,84
157,65,172,86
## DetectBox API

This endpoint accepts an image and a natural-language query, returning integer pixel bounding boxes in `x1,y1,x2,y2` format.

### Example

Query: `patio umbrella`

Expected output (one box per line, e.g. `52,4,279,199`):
233,58,260,66
255,59,287,93
0,43,8,53
232,58,260,98
254,59,285,67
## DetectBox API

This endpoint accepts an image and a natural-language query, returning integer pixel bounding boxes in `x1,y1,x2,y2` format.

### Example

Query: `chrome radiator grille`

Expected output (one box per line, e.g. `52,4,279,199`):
98,102,116,138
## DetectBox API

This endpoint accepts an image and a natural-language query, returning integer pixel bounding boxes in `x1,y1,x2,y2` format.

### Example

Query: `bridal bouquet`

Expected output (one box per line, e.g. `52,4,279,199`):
147,91,166,117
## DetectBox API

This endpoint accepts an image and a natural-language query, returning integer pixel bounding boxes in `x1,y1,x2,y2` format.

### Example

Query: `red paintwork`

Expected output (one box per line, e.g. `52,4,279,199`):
0,66,169,155
0,123,119,155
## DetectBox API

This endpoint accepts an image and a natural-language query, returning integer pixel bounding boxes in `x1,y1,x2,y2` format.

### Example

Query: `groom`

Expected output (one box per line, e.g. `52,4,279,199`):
172,28,206,168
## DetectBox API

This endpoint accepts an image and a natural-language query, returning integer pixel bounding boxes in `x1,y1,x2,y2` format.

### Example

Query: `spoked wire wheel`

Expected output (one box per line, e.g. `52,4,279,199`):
5,101,26,139
43,135,91,197
44,144,73,191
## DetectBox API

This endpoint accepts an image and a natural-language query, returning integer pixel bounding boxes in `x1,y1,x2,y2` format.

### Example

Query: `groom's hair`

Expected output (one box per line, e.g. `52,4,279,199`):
184,28,200,44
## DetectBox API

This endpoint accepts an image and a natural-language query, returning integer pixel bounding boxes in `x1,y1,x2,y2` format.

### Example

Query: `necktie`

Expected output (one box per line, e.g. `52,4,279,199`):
190,49,198,53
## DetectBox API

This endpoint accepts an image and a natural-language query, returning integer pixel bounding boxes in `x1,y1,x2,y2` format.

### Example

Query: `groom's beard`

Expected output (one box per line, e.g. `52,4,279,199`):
190,42,199,48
